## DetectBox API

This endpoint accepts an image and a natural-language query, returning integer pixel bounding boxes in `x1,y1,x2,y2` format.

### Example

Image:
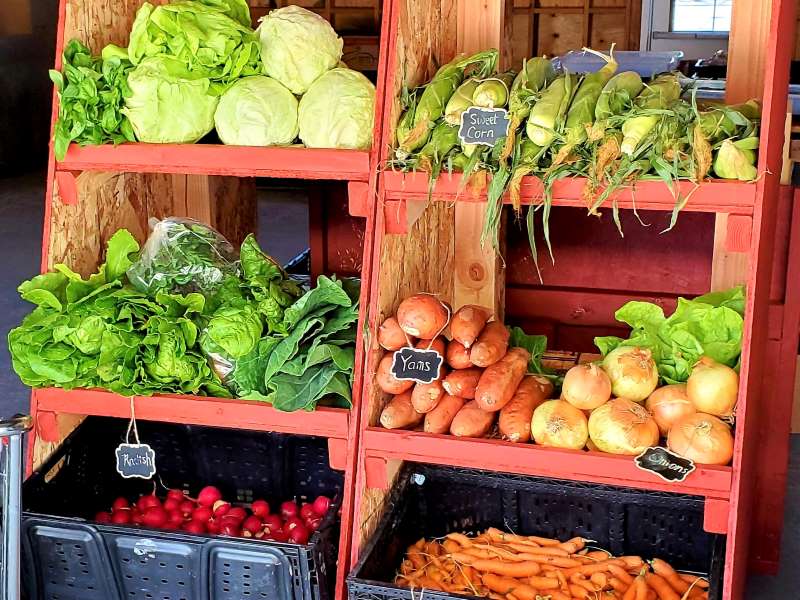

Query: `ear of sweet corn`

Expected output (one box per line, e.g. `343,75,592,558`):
525,74,577,147
473,71,516,108
713,137,758,181
595,71,643,121
619,74,681,156
444,78,479,125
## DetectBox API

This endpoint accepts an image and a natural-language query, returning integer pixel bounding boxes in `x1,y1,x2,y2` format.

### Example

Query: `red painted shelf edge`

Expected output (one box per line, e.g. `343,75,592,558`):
57,143,372,181
32,388,350,439
381,171,757,215
362,427,733,500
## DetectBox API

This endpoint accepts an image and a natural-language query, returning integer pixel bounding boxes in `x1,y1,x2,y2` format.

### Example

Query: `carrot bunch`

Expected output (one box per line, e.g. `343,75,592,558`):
394,528,710,600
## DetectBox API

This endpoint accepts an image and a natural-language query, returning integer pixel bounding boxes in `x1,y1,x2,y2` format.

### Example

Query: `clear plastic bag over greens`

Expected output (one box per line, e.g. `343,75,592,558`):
127,217,239,297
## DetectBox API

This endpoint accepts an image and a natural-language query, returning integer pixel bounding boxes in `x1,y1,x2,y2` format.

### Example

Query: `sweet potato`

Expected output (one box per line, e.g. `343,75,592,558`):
499,375,552,442
397,294,450,339
470,322,510,367
380,390,423,429
424,394,466,434
446,340,473,369
416,337,447,378
450,400,496,437
378,316,410,351
376,354,414,394
442,368,483,399
451,305,492,348
475,347,531,412
412,380,446,413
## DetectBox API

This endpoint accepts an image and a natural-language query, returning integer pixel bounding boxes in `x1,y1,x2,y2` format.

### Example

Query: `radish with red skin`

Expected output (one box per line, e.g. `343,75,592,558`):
288,524,310,544
212,500,231,517
142,507,168,528
137,495,160,512
192,506,213,523
312,496,331,517
111,497,129,511
306,516,322,532
227,507,247,523
197,486,222,507
206,520,221,535
111,509,132,525
179,500,195,516
131,510,143,525
280,501,299,519
95,511,112,523
182,521,205,535
270,527,289,542
284,516,305,532
299,503,315,521
166,489,185,502
242,516,262,535
163,498,180,512
168,511,184,527
262,514,282,531
251,500,270,518
219,523,240,537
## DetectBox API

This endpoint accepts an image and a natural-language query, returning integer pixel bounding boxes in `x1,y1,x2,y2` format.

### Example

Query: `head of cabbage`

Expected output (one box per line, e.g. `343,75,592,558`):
257,5,343,95
298,68,375,150
123,56,219,144
214,76,299,146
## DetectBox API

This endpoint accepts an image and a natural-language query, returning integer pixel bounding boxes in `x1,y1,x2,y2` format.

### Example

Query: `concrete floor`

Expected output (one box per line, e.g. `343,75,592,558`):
0,171,796,597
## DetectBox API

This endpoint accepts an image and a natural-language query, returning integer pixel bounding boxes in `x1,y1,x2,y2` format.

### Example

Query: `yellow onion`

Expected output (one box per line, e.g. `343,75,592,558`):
562,363,612,410
645,384,696,436
588,398,659,455
602,346,659,402
531,400,589,450
686,356,738,417
667,413,734,465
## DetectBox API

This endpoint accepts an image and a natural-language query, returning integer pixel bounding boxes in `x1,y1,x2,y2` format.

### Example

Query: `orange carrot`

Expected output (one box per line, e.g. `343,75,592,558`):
623,580,638,600
523,576,561,590
502,542,570,557
558,536,587,553
645,573,681,600
570,574,597,594
442,539,461,553
678,574,709,589
591,572,609,589
445,532,473,547
535,556,582,568
563,558,624,577
619,556,646,571
470,560,542,578
650,560,690,595
634,574,650,600
569,583,592,599
586,550,613,560
481,573,539,600
609,564,634,585
609,577,628,594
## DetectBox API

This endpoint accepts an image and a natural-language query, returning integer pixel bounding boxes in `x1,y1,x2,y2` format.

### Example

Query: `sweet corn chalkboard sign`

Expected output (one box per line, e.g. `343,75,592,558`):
458,106,511,147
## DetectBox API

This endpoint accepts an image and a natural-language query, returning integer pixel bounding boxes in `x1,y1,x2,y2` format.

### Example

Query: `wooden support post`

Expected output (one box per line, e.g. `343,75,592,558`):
453,0,510,315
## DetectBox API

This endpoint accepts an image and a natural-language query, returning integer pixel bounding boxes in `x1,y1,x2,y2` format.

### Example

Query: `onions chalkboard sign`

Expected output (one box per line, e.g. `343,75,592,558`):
391,347,444,384
634,446,695,482
458,106,511,147
115,443,157,479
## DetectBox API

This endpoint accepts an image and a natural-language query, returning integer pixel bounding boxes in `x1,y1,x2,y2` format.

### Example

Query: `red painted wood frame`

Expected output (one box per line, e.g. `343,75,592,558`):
33,3,394,600
349,2,798,600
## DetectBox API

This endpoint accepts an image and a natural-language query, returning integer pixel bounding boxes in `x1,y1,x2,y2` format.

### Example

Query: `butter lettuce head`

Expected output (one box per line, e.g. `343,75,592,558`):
256,5,343,94
214,76,298,146
123,56,219,143
298,68,375,150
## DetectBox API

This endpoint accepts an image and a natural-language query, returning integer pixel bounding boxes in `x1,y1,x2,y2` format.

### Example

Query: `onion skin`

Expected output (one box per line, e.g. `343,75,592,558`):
686,356,738,417
562,363,612,410
667,413,734,465
531,400,589,450
645,384,696,436
588,398,660,455
601,346,659,403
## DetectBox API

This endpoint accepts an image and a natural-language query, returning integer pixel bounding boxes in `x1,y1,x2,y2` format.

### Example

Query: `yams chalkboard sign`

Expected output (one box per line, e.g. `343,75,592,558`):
458,106,511,147
391,347,444,384
635,447,695,483
115,443,157,479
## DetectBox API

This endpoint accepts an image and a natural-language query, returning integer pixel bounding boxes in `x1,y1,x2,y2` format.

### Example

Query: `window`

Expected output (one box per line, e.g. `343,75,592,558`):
671,0,732,33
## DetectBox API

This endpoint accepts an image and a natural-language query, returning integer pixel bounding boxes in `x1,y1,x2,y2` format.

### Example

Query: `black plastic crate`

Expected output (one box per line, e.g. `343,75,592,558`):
22,417,343,600
348,464,726,600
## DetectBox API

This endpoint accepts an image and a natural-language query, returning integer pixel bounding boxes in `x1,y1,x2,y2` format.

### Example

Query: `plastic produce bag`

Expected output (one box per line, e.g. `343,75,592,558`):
127,217,239,297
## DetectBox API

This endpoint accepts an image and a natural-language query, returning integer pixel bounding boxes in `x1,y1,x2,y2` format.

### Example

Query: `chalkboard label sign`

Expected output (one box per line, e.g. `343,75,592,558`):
635,446,695,483
116,443,157,479
391,347,444,384
458,107,511,147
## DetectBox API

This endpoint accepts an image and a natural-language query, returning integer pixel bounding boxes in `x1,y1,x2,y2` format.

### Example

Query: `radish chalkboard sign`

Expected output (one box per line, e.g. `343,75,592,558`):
458,106,511,147
391,347,444,384
634,447,695,482
115,443,157,479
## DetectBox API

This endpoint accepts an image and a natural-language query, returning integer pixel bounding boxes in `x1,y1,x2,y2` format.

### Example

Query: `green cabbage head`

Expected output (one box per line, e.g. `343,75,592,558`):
215,76,299,146
298,68,375,150
123,56,219,144
257,5,343,95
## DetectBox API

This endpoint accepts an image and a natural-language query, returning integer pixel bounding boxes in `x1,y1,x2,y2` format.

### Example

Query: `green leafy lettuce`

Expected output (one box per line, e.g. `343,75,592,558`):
594,286,745,384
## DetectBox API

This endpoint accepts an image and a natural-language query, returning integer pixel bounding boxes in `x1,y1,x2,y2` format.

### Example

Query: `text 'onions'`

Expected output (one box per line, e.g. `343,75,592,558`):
687,356,738,417
562,363,612,410
645,384,696,436
588,398,659,455
668,413,734,465
531,400,589,450
602,346,659,402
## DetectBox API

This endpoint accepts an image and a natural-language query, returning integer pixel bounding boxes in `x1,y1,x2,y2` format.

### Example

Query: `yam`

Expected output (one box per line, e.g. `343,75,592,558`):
446,340,473,369
397,294,450,339
424,394,466,434
412,379,446,413
378,316,410,351
376,354,414,394
475,347,531,412
499,375,552,442
442,367,483,399
416,336,447,378
470,322,510,367
450,400,496,437
380,390,424,429
451,305,492,348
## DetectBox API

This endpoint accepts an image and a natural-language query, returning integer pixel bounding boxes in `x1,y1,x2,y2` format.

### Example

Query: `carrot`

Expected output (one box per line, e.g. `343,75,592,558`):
376,354,415,394
443,367,483,399
609,577,629,594
470,560,544,578
482,573,539,600
450,552,478,564
678,575,708,589
470,321,510,367
450,400,496,437
623,580,638,600
397,294,450,339
536,556,583,568
609,564,634,585
587,549,614,561
571,574,597,594
547,592,572,600
446,340,474,369
558,536,587,554
645,573,681,600
451,305,492,348
408,544,426,570
619,556,646,571
424,393,466,434
412,379,446,413
569,583,592,599
378,316,410,351
499,375,551,442
445,532,473,547
650,560,690,595
634,574,650,600
563,558,624,577
523,576,561,590
590,572,609,589
442,539,461,553
503,544,570,557
380,390,423,429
